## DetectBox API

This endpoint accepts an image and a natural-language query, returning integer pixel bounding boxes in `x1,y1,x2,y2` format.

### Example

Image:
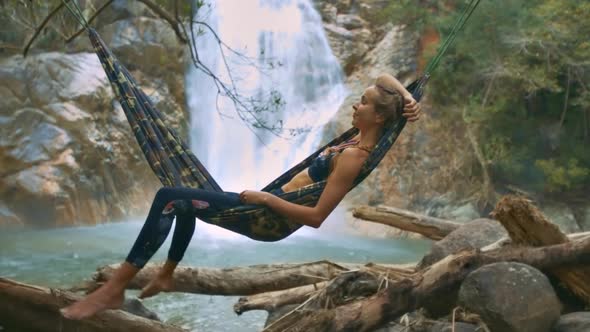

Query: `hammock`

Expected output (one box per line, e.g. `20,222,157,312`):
62,0,480,241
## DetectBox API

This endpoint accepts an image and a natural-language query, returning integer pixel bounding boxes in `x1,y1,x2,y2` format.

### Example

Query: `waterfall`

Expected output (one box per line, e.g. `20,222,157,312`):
185,0,346,238
187,0,345,189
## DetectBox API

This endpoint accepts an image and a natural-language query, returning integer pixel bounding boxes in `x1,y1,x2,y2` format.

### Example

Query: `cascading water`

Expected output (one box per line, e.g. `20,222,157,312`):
187,0,346,192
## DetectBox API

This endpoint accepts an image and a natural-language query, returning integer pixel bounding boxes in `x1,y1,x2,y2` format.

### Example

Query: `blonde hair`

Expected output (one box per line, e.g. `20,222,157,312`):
374,74,404,127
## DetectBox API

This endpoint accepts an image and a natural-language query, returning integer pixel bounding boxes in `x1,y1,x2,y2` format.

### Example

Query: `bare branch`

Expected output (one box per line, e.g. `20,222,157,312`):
182,3,293,143
23,2,65,57
136,0,187,43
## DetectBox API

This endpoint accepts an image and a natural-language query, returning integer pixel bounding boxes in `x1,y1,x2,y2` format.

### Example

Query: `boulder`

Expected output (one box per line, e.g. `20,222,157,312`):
458,262,562,332
0,50,169,227
417,218,507,269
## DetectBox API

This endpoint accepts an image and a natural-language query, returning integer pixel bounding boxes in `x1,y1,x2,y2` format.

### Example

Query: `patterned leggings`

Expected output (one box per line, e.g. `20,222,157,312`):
125,186,242,268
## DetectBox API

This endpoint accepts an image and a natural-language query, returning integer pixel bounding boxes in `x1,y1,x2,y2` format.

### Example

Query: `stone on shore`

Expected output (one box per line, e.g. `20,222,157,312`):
458,262,562,332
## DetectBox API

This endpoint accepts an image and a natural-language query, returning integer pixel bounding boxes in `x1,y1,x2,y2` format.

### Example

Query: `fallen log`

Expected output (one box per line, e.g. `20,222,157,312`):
234,281,329,314
234,263,416,315
261,236,590,332
482,231,590,252
491,195,590,303
352,205,461,240
0,278,186,332
85,260,348,296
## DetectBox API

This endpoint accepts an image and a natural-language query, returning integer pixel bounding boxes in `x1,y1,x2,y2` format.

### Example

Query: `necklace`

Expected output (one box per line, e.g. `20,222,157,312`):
351,142,375,153
328,140,375,154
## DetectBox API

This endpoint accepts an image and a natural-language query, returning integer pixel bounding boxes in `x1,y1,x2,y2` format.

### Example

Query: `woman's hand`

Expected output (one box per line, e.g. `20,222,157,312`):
239,190,273,205
320,146,337,156
402,94,421,122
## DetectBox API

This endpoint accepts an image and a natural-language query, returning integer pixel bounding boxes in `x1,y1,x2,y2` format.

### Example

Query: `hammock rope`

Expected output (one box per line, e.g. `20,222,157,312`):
424,0,482,76
60,0,480,241
62,0,88,28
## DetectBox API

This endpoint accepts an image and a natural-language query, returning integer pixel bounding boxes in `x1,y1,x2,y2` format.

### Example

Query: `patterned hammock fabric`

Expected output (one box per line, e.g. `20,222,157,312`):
88,28,424,242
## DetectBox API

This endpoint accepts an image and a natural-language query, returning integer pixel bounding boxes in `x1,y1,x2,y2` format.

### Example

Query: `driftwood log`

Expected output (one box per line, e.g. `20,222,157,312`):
354,203,589,244
79,260,349,295
261,236,590,332
234,263,416,315
0,278,186,332
233,281,329,314
352,205,461,240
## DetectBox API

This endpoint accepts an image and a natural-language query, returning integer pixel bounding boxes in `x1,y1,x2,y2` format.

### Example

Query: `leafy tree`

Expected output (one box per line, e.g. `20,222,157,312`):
385,0,590,195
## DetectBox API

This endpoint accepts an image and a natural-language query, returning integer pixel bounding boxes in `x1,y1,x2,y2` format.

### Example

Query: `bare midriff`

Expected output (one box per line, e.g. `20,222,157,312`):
280,152,346,192
280,168,316,192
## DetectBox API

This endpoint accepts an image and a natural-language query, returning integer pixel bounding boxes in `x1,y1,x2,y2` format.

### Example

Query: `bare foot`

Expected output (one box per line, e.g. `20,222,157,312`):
138,275,174,299
60,285,125,320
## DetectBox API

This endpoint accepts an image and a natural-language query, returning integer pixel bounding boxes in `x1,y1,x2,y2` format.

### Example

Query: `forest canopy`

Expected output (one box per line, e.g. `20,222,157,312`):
384,0,590,194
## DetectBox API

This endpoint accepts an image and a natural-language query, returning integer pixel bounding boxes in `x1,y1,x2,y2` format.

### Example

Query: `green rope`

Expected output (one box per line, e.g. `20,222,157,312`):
423,0,482,76
425,1,474,73
62,0,89,29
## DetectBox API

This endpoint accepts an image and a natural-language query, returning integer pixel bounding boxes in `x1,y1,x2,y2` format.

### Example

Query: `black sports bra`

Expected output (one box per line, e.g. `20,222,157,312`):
307,139,372,182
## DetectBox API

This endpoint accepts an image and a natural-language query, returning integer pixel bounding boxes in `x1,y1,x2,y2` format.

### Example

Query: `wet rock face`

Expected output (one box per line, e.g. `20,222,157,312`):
0,14,187,228
458,262,562,332
314,0,394,74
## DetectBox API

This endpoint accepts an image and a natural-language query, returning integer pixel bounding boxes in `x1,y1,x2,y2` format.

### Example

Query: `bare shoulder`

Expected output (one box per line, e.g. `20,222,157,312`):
336,148,369,171
341,147,370,160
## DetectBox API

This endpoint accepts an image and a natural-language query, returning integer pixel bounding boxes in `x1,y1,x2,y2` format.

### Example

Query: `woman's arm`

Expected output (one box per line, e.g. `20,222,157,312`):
377,74,421,122
379,74,412,99
240,149,368,228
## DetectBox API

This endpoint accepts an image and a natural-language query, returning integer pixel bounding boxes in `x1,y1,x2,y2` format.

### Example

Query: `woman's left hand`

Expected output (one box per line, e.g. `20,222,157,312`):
239,190,272,205
402,95,421,122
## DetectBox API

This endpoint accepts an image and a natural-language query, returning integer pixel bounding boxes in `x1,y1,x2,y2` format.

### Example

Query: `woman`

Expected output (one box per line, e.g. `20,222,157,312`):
60,73,421,320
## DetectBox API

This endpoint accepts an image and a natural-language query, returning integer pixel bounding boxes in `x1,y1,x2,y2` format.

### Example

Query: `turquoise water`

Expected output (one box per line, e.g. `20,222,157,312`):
0,218,431,331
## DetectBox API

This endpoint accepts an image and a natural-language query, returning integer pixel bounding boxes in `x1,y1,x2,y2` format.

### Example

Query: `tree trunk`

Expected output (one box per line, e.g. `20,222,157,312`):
352,205,460,240
263,236,590,332
0,278,186,332
491,195,590,303
85,260,349,296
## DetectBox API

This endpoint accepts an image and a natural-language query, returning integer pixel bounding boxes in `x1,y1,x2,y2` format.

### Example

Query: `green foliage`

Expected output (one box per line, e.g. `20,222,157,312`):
536,158,590,192
388,0,590,193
